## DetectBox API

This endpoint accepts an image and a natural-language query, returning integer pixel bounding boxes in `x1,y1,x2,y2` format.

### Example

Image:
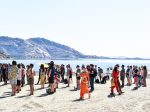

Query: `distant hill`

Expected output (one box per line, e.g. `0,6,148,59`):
0,36,149,60
0,36,86,59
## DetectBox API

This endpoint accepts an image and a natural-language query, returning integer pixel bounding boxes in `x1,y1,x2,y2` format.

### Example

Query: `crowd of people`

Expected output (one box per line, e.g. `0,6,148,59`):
0,61,148,99
109,64,148,97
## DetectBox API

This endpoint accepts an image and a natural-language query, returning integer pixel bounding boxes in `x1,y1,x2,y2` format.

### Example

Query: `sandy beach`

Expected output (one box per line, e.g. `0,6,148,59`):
0,76,150,112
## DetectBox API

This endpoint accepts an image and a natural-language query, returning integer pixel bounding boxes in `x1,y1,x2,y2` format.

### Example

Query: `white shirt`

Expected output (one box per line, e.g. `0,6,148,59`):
17,68,22,80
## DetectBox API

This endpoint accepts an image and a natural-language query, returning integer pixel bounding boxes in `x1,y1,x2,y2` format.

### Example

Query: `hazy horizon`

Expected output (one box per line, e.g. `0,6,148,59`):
0,0,150,58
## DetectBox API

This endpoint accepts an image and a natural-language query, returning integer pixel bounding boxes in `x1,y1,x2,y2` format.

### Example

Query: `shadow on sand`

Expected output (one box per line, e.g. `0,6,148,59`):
72,98,85,102
0,92,12,99
16,94,30,98
37,93,50,97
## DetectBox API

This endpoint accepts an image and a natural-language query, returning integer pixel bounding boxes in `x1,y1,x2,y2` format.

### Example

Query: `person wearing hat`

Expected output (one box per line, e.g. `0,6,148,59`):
120,65,125,88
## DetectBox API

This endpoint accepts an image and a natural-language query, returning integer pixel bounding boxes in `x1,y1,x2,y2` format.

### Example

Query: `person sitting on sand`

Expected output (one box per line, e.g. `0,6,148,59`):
8,61,18,96
40,64,46,89
80,65,90,100
27,64,35,95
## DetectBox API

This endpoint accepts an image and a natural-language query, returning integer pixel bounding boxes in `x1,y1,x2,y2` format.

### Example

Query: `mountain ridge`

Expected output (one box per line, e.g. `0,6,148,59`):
0,36,150,60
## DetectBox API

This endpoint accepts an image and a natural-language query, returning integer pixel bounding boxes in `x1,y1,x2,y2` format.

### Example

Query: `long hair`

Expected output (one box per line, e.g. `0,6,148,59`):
40,64,45,72
113,66,118,72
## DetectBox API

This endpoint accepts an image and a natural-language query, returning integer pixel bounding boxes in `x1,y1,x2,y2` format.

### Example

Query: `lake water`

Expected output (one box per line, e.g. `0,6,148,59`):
0,59,150,72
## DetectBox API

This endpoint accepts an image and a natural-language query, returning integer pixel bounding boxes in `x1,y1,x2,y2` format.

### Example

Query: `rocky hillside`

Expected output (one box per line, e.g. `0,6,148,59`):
0,36,85,59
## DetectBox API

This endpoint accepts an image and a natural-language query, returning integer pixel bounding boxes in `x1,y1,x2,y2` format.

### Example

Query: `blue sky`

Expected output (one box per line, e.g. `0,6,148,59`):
0,0,150,58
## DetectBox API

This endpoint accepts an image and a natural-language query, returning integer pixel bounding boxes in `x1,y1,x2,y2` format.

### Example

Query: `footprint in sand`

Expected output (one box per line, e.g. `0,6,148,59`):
22,104,33,109
22,101,44,110
30,101,44,109
142,102,150,112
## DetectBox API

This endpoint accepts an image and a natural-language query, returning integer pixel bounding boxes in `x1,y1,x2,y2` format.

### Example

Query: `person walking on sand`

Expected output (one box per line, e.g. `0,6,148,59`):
40,64,46,89
80,65,90,100
8,61,18,96
27,64,35,95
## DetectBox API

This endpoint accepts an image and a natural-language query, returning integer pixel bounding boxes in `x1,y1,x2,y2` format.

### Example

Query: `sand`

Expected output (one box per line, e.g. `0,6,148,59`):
0,76,150,112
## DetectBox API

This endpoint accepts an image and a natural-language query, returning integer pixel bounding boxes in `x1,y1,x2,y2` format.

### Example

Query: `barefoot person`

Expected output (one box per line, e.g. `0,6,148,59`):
9,61,18,96
120,65,125,88
17,64,21,93
80,65,90,100
76,65,81,90
142,66,147,87
66,64,73,87
47,61,55,94
109,66,121,96
40,64,46,89
27,64,35,95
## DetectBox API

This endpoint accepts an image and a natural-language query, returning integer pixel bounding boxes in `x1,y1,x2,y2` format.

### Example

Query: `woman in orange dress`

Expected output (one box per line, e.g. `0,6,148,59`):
80,65,90,100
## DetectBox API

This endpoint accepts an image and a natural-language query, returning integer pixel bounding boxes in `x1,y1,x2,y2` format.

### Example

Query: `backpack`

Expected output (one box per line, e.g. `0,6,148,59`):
93,69,97,77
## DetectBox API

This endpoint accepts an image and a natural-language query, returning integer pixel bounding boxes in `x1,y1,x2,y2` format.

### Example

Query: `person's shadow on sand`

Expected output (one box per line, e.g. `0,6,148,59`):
16,94,31,98
0,92,12,99
72,98,85,102
37,93,49,97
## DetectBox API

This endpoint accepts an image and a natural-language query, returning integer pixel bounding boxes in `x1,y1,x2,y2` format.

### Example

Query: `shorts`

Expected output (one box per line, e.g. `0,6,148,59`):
10,79,17,85
17,80,21,86
49,77,54,84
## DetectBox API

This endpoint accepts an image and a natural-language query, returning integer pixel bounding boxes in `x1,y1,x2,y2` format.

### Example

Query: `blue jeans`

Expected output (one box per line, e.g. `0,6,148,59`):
90,77,94,91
